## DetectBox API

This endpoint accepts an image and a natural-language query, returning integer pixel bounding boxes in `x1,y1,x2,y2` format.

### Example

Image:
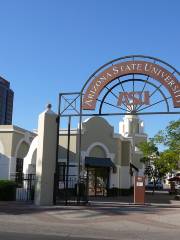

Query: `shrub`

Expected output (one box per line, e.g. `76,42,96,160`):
0,180,16,201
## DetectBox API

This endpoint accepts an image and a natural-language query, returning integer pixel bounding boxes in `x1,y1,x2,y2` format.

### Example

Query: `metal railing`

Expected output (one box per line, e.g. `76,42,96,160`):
11,173,36,201
56,176,88,205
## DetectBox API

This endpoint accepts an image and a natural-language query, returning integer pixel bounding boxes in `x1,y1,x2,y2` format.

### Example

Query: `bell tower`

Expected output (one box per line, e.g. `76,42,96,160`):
119,114,145,138
119,114,147,176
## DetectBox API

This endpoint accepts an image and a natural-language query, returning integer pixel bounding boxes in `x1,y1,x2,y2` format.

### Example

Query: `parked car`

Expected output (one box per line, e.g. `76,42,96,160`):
146,181,163,190
146,182,153,190
175,183,180,194
156,181,163,190
169,183,180,195
168,175,180,194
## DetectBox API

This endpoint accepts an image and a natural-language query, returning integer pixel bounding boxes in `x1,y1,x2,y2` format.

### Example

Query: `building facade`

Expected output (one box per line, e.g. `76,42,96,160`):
57,115,147,195
0,113,147,195
0,76,14,125
0,125,36,179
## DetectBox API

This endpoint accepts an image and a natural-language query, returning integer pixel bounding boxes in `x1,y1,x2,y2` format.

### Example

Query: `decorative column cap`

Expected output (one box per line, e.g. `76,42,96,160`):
46,103,52,110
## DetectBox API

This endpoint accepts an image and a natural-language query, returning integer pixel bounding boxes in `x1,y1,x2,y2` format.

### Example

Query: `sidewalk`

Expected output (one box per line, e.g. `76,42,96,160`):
86,191,180,208
0,194,180,216
0,191,180,211
0,196,180,240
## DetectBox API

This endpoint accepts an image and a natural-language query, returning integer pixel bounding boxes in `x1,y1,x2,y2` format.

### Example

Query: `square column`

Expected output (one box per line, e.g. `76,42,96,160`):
34,105,58,206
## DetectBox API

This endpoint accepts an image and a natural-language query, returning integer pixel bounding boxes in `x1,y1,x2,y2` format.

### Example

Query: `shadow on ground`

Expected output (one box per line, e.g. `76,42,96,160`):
0,191,179,217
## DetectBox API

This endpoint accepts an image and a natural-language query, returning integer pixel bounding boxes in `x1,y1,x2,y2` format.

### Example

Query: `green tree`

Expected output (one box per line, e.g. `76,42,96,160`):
139,141,178,192
139,140,161,193
139,119,180,193
154,119,180,173
138,140,159,159
154,119,180,156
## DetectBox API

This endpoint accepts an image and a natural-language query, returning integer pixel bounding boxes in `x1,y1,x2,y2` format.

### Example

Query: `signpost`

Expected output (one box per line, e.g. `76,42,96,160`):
134,176,145,204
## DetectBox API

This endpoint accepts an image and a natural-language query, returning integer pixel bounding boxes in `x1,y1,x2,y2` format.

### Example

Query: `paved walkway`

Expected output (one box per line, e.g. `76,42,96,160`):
0,192,180,240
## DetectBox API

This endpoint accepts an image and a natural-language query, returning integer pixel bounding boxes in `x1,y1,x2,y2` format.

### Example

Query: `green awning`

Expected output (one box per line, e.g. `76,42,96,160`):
85,157,116,168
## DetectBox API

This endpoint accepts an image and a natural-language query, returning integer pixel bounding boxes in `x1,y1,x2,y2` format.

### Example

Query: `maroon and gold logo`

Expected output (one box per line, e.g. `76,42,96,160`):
82,61,180,110
117,91,150,106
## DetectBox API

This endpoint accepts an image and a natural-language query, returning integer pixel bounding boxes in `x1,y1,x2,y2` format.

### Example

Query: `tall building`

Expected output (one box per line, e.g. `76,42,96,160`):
0,76,14,124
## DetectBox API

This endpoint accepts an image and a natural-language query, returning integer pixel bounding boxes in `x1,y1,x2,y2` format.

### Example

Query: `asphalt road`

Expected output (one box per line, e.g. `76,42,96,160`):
0,232,106,240
1,231,180,240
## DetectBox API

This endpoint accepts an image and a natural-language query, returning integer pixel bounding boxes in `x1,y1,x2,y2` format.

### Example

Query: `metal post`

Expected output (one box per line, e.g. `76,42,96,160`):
29,174,32,201
77,92,83,204
53,94,61,205
65,116,71,205
95,170,97,197
131,116,136,187
86,166,89,202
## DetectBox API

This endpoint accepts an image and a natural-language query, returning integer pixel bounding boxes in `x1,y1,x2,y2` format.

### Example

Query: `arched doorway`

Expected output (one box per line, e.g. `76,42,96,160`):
86,145,112,197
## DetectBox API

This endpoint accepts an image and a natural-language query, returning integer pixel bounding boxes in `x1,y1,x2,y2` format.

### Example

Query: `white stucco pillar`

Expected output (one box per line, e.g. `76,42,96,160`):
34,104,58,206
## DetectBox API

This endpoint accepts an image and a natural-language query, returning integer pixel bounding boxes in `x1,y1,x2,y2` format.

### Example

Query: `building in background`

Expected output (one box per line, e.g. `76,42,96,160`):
0,125,36,179
0,76,14,124
0,113,147,195
54,115,147,195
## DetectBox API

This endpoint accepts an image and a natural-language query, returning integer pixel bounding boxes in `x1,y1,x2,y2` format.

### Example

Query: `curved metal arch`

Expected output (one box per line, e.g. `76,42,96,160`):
81,55,180,93
99,78,170,114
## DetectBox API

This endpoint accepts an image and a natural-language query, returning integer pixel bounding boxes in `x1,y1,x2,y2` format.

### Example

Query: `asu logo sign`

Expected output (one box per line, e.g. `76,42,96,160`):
117,91,150,106
82,60,180,110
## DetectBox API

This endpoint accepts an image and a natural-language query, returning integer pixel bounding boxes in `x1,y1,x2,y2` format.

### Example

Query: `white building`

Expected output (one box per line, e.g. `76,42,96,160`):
0,114,147,196
0,125,35,179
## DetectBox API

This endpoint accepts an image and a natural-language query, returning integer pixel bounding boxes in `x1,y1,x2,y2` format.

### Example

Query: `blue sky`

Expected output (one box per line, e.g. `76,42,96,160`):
0,0,179,137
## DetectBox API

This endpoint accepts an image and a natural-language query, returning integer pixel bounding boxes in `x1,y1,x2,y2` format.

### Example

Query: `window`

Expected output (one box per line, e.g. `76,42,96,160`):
16,158,23,173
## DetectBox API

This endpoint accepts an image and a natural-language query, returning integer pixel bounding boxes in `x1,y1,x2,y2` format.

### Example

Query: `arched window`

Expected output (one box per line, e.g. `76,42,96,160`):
89,145,106,158
16,141,30,174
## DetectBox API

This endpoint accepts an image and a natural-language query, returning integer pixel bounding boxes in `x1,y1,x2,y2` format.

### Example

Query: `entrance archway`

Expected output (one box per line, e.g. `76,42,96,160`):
56,55,180,204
